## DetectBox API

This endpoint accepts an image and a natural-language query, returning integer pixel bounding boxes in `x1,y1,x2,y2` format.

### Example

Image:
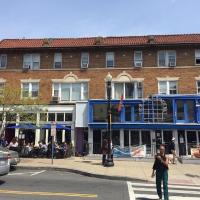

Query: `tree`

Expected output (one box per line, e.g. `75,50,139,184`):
0,86,45,135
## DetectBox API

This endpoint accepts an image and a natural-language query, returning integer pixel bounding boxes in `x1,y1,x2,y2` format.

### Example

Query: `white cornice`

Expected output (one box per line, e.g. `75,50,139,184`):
157,76,179,81
20,79,40,83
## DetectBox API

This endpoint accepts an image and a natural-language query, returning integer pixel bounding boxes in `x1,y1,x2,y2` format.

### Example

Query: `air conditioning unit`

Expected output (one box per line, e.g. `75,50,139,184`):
81,63,89,69
134,61,142,68
23,64,31,69
51,96,59,103
169,61,176,67
137,82,143,88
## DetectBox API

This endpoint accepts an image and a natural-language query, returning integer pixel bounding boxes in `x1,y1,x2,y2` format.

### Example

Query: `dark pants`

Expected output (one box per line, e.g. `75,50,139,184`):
156,170,169,200
102,154,106,165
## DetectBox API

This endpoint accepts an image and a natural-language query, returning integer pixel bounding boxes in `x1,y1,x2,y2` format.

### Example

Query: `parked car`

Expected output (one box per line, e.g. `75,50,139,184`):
0,147,20,166
0,151,9,176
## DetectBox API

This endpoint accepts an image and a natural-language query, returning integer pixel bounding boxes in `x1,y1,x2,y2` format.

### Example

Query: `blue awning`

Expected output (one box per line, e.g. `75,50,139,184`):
7,124,39,130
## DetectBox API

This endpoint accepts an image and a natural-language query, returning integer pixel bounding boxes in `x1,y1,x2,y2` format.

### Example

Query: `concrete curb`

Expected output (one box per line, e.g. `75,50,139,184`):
16,165,149,183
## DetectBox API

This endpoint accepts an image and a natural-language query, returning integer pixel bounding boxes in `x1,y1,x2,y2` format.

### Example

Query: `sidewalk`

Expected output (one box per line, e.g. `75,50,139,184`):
17,157,200,185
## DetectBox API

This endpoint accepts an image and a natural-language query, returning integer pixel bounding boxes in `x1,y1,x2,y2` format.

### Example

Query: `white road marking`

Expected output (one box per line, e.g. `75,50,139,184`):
30,170,46,176
128,181,200,200
127,181,135,200
135,194,200,200
8,173,25,176
129,182,200,190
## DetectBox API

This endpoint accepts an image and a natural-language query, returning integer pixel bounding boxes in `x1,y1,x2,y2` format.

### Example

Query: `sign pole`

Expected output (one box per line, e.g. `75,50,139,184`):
51,122,56,165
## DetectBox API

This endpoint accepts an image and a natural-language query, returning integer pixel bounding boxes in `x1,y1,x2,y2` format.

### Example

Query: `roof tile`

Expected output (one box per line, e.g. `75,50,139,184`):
0,34,200,49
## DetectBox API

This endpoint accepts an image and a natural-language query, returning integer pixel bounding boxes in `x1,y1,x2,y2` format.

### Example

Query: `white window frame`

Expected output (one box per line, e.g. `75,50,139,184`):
158,81,178,95
134,51,143,67
0,54,7,68
52,82,88,102
23,54,40,69
21,82,39,98
112,82,143,99
54,53,62,69
157,50,176,67
195,49,200,65
81,52,89,68
106,52,115,68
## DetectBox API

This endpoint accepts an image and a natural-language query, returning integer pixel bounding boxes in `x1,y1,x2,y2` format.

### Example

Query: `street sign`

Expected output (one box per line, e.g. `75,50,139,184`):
51,122,56,136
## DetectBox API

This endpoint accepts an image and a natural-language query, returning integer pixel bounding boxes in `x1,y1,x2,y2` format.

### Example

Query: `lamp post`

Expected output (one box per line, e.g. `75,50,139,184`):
105,73,114,167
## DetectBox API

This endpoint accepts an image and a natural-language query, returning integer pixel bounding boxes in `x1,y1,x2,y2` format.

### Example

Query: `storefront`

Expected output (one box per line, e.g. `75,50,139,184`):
88,95,200,156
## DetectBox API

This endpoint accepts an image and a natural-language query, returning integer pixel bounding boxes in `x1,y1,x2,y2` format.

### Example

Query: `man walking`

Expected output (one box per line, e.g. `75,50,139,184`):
152,144,169,200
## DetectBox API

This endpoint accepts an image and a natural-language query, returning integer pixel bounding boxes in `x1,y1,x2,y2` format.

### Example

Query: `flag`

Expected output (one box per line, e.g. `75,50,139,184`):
118,94,124,112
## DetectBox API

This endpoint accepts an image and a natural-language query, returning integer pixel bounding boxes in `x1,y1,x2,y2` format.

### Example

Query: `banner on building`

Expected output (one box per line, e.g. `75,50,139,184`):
113,145,146,158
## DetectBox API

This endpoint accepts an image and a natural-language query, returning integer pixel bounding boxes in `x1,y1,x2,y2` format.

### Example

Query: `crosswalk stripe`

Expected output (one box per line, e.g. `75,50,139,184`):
135,194,200,200
127,181,200,200
133,187,200,195
130,182,200,190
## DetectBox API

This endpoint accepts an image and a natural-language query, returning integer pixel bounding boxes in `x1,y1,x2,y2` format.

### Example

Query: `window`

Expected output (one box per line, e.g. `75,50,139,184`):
93,104,107,122
0,54,7,68
57,113,64,121
0,83,5,96
22,82,39,98
195,50,200,65
113,82,143,99
54,53,62,69
52,82,88,101
197,81,200,94
134,51,143,67
106,52,114,67
158,51,176,67
65,113,72,121
23,54,40,69
81,53,89,68
48,113,55,121
158,81,178,95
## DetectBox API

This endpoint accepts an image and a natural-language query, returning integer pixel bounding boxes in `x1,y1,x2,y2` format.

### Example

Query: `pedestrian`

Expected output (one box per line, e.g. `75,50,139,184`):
151,144,169,200
101,139,108,165
169,137,176,164
0,133,7,147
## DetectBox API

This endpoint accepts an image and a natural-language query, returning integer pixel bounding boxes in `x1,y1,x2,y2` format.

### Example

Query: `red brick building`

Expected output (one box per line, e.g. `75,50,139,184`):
1,34,200,156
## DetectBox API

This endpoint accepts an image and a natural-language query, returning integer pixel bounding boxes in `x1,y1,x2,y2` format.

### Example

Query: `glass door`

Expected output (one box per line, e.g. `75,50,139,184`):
178,130,186,156
141,131,151,154
187,131,197,155
163,131,173,154
130,130,140,147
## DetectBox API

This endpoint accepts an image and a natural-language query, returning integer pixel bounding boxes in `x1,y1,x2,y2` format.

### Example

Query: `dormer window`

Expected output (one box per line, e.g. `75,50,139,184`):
106,52,114,67
158,51,176,67
134,51,143,67
81,53,89,69
23,54,40,70
0,54,7,68
54,53,62,69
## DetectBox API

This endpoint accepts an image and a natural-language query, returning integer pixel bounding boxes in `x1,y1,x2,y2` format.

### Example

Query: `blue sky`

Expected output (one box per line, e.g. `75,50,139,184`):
0,0,199,39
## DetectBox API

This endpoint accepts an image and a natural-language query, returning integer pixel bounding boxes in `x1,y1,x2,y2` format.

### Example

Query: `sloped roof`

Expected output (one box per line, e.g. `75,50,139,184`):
0,34,200,49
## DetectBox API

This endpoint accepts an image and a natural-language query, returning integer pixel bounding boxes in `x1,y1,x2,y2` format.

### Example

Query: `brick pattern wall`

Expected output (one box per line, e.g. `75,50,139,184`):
0,45,200,104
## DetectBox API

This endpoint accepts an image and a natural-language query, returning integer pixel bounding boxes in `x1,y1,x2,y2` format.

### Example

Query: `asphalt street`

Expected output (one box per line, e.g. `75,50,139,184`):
0,169,130,200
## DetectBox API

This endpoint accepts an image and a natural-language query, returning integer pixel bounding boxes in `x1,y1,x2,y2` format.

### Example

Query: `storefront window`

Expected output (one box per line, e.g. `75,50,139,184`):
124,130,129,147
141,131,151,154
111,104,120,122
112,130,120,146
125,105,132,121
177,100,184,120
134,104,142,121
40,113,47,121
163,99,173,122
130,130,140,146
57,113,64,121
65,113,72,121
93,104,107,122
186,100,195,122
48,113,55,121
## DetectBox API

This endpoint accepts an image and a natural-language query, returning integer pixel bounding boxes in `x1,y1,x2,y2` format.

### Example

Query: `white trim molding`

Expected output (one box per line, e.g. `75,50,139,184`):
0,78,6,83
195,76,200,81
108,71,144,82
21,79,40,83
52,72,90,83
157,76,179,81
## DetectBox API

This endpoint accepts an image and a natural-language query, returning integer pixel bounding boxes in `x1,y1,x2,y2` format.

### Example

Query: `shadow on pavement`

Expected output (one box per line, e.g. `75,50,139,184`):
0,180,5,185
185,173,200,178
